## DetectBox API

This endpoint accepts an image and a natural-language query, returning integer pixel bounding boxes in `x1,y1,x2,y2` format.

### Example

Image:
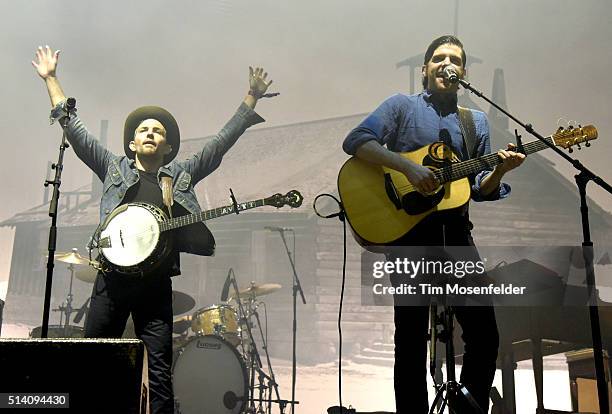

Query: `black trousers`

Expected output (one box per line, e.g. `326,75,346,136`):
393,304,498,413
85,271,174,414
390,213,499,413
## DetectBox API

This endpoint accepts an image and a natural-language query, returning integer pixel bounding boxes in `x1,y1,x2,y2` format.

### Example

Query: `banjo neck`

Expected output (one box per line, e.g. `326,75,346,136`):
159,198,267,232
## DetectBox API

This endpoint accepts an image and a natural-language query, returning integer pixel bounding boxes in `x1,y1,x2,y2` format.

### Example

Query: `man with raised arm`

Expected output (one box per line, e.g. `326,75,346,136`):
33,45,273,414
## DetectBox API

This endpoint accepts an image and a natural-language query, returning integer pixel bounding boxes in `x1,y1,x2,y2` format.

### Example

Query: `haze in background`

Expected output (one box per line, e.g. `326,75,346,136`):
1,0,610,285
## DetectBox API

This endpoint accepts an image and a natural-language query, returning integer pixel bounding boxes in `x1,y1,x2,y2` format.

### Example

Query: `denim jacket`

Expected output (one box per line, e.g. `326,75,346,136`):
51,101,264,257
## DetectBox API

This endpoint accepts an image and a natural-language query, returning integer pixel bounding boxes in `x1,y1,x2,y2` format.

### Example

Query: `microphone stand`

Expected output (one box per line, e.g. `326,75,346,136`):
41,98,76,339
56,262,77,336
459,79,612,414
271,228,305,414
253,306,283,414
228,269,287,414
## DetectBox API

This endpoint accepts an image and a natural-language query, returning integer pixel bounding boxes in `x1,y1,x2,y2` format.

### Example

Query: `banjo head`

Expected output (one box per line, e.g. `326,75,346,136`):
99,203,165,268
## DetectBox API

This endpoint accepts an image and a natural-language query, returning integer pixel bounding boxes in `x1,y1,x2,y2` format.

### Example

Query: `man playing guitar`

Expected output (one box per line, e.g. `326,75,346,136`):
32,45,273,414
342,35,525,413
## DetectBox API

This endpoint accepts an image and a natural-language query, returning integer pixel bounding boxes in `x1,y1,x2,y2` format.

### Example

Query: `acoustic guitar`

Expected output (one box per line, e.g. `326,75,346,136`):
337,125,597,248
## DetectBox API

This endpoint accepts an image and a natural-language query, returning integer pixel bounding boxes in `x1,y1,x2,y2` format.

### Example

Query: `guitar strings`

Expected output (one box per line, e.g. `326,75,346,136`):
392,137,553,193
160,200,264,231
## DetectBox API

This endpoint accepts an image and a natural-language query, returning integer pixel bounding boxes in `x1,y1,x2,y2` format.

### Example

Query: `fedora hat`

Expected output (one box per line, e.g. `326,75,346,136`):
124,106,180,162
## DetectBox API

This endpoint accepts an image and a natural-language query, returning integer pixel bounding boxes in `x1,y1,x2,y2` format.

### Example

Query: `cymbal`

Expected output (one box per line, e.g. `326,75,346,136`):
54,251,91,266
172,291,196,315
230,282,282,300
75,267,98,283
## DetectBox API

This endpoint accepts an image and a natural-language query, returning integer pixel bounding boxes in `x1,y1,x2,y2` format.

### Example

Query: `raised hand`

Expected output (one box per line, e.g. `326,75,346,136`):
248,66,273,99
32,45,60,79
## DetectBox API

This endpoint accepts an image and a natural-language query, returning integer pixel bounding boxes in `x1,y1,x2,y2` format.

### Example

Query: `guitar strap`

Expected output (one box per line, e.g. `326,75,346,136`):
457,106,477,229
457,106,477,160
160,175,174,218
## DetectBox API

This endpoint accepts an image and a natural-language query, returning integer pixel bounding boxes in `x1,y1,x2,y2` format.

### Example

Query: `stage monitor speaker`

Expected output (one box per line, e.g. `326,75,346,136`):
0,338,148,413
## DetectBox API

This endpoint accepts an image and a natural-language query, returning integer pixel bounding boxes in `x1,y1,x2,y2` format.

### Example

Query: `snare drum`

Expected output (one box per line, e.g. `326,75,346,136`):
173,335,248,414
191,304,240,345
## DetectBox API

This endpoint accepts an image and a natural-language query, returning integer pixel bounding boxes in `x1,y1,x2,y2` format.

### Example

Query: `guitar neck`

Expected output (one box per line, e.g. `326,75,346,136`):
159,198,267,232
436,136,554,183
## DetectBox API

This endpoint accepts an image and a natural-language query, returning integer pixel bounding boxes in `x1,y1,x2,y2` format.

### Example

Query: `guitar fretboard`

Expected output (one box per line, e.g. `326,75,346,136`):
434,136,555,183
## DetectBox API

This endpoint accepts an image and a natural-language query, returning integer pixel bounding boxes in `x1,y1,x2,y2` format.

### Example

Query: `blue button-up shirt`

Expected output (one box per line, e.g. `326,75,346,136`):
343,91,510,201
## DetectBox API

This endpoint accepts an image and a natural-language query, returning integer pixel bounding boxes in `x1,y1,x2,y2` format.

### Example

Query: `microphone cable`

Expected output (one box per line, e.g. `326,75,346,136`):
313,193,347,412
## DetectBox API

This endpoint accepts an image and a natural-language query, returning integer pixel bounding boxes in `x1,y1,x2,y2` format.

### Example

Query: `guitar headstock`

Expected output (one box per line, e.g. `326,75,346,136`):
264,190,304,209
552,124,598,152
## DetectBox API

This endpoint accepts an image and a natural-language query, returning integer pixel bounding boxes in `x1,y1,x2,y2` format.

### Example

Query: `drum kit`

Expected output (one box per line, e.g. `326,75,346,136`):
31,250,293,413
29,249,94,339
171,280,290,414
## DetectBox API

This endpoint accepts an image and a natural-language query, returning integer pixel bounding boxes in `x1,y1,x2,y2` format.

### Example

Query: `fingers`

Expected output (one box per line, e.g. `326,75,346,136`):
497,148,526,172
33,45,60,78
416,170,439,194
34,45,58,63
249,66,269,79
512,152,526,164
250,67,263,79
248,66,273,94
505,143,525,159
404,162,440,194
44,45,54,62
423,171,439,193
499,149,525,160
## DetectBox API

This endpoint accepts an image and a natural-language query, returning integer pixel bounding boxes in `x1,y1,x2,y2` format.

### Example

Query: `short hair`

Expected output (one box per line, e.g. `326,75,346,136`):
422,35,466,89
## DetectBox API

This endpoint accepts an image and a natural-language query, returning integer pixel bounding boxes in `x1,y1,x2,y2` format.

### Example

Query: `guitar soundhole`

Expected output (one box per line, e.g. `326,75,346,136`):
401,148,447,215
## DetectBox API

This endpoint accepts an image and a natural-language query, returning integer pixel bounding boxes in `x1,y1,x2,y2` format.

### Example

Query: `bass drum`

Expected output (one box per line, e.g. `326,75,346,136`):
173,335,248,414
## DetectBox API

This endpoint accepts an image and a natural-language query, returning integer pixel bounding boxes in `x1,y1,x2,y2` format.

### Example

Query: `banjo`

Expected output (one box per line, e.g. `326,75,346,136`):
93,190,303,275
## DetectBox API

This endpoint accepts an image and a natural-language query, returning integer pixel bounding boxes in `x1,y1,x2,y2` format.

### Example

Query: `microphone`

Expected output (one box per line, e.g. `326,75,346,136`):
66,97,77,111
442,66,459,84
220,269,233,302
264,226,293,232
